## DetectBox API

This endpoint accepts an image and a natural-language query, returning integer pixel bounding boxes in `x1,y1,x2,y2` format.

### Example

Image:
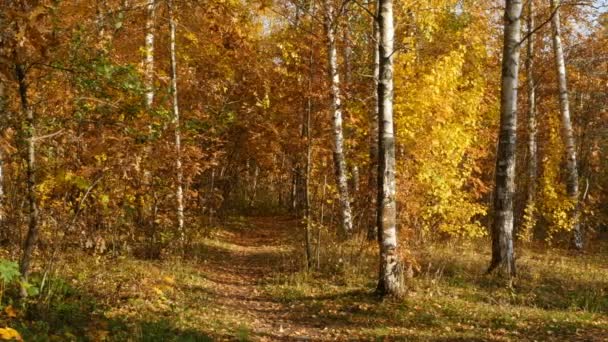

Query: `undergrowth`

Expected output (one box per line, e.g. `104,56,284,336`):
0,218,606,341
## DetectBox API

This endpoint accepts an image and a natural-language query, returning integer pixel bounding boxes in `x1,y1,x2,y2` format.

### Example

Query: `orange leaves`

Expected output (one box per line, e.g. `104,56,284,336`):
3,306,18,319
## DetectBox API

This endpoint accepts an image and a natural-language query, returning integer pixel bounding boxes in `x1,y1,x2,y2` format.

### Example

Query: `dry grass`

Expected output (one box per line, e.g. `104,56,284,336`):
1,218,607,341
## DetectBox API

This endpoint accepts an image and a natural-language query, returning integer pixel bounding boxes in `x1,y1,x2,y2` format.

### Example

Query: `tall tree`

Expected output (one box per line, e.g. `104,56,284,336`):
522,0,537,241
16,62,38,296
168,0,184,242
324,0,353,237
376,0,401,296
138,0,156,237
302,0,316,269
0,82,5,232
367,0,380,241
488,0,523,277
144,0,156,109
550,0,582,249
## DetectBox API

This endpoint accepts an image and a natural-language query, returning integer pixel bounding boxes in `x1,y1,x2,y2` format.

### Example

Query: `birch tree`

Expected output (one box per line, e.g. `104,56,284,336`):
488,0,523,277
137,0,156,235
368,0,380,241
376,0,401,296
302,0,316,268
168,0,184,241
0,82,4,231
144,0,156,109
522,0,537,241
550,0,582,249
324,0,353,237
16,62,38,296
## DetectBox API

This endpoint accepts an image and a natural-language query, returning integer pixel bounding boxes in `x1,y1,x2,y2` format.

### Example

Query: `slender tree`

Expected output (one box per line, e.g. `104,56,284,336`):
144,0,156,109
16,63,39,296
550,0,582,249
376,0,401,296
324,0,353,237
302,0,316,269
168,0,184,242
488,0,523,277
522,0,537,240
368,0,380,241
0,82,5,232
137,0,156,237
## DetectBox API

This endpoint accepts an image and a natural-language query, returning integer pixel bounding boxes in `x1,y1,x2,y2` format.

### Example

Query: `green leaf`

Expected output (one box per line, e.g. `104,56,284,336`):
0,260,20,284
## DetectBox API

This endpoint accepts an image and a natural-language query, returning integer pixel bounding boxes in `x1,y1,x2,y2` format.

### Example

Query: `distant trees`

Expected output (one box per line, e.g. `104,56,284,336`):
0,0,604,298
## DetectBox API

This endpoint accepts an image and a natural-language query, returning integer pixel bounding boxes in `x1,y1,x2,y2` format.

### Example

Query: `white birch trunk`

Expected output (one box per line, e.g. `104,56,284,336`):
550,0,582,249
368,0,380,241
303,0,316,268
16,64,39,296
0,83,4,229
324,0,353,237
168,0,185,242
523,0,538,239
488,0,522,278
376,0,402,296
144,0,156,109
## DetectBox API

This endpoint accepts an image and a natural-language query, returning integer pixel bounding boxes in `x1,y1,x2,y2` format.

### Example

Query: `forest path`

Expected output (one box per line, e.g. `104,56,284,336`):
198,216,336,341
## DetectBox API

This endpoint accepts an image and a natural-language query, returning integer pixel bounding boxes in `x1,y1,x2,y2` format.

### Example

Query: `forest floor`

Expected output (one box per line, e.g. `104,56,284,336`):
5,216,608,341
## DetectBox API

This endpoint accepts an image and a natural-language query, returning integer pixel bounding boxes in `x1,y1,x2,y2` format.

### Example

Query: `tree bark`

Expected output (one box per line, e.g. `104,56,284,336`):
324,0,353,237
376,0,402,297
523,0,537,239
144,0,156,109
95,0,107,40
368,0,380,241
168,0,184,242
16,63,39,296
488,0,522,278
0,82,5,235
550,0,582,249
303,0,316,269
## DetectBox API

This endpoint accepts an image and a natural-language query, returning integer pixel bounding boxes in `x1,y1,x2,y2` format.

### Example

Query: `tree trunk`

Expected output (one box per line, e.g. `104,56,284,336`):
343,10,352,96
0,82,5,235
144,0,156,109
523,0,537,240
488,0,522,278
16,64,39,296
0,147,4,234
368,0,380,241
168,0,184,242
95,0,107,40
550,0,582,249
324,0,353,237
138,0,156,241
376,0,402,297
303,0,316,269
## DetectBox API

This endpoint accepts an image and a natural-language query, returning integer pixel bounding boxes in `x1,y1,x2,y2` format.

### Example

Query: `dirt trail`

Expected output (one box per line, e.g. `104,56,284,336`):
199,216,335,341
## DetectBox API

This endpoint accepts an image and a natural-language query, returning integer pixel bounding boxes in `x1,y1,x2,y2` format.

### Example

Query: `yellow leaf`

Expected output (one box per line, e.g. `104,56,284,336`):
152,287,164,296
163,276,176,285
0,327,22,341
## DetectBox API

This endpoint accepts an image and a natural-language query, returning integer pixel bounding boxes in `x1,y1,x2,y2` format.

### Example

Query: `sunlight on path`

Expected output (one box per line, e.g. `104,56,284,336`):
199,216,335,341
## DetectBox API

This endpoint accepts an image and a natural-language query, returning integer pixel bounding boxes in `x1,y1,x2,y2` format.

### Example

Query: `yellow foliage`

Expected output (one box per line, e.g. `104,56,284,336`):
0,327,22,341
538,112,577,243
394,4,493,239
519,202,537,243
